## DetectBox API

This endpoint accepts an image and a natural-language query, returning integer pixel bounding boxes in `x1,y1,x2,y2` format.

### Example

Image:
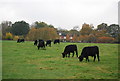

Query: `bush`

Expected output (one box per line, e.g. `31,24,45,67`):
5,32,13,40
13,36,19,40
97,36,115,43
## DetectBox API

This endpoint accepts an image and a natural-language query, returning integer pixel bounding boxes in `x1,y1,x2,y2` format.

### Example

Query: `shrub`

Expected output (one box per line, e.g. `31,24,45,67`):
97,36,115,43
5,32,13,40
13,36,19,40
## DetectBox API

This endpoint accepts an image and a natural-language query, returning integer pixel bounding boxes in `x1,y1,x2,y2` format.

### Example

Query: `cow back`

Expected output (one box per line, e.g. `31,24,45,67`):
81,46,99,57
64,45,77,53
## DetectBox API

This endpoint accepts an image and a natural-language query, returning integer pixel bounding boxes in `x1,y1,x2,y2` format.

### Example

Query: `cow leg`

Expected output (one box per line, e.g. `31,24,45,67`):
86,57,87,61
72,52,74,57
65,54,68,57
93,55,96,62
86,56,89,62
43,45,45,49
66,54,67,57
68,53,70,57
88,58,89,62
97,54,100,61
75,50,78,57
38,46,40,50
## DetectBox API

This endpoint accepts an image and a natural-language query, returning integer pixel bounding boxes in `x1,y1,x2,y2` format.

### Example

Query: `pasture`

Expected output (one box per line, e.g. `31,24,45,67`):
2,40,118,79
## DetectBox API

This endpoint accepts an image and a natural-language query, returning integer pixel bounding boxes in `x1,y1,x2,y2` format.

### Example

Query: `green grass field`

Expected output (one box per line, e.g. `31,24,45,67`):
2,40,119,79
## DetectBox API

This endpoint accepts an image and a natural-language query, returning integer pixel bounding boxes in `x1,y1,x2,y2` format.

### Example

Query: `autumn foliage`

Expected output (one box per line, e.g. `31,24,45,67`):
1,21,119,43
13,36,19,40
26,27,59,41
5,32,13,40
66,34,70,41
97,36,115,43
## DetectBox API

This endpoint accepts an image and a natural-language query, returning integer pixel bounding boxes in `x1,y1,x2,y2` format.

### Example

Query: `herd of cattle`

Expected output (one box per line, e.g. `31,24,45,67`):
17,39,100,62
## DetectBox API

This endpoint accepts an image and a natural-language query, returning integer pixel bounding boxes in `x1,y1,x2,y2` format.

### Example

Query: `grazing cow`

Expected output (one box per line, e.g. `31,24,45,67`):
37,40,45,50
54,39,60,44
39,39,44,42
78,46,100,62
17,39,20,43
20,39,25,43
62,45,78,58
34,40,38,45
17,39,25,43
46,40,52,47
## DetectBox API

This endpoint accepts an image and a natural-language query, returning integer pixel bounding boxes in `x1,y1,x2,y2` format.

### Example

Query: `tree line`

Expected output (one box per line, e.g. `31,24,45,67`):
1,20,120,43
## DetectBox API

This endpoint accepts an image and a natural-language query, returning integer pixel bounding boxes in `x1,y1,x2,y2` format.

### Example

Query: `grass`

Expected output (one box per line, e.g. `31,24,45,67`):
2,40,119,79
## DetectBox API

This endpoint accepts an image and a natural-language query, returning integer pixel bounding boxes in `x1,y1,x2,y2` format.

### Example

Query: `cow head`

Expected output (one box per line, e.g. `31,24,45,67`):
78,56,83,62
62,53,66,58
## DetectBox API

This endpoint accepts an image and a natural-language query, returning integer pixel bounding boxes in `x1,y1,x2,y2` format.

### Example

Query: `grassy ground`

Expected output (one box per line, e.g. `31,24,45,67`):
2,40,119,79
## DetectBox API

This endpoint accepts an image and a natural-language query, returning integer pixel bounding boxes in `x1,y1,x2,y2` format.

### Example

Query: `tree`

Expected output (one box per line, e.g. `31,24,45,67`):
72,34,79,42
80,23,93,35
25,28,37,41
72,26,80,31
34,21,48,28
107,24,120,38
26,27,59,41
79,35,89,43
66,34,70,42
69,29,79,35
1,21,12,36
33,21,54,29
88,34,97,43
95,30,109,37
11,21,30,36
97,23,108,31
48,24,54,28
96,23,120,43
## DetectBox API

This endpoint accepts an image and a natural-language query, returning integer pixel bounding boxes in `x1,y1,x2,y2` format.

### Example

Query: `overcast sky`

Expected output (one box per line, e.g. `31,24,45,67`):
0,0,119,30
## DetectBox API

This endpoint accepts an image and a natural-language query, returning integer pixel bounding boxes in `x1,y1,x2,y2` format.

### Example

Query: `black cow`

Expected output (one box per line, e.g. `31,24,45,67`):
34,40,38,45
62,45,78,58
54,39,60,44
37,40,45,50
46,40,51,47
17,39,25,43
39,39,44,42
78,46,100,62
17,39,20,43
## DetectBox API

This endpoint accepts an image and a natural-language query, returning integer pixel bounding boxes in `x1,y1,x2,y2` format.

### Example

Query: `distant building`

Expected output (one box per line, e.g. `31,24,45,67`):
58,32,73,42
